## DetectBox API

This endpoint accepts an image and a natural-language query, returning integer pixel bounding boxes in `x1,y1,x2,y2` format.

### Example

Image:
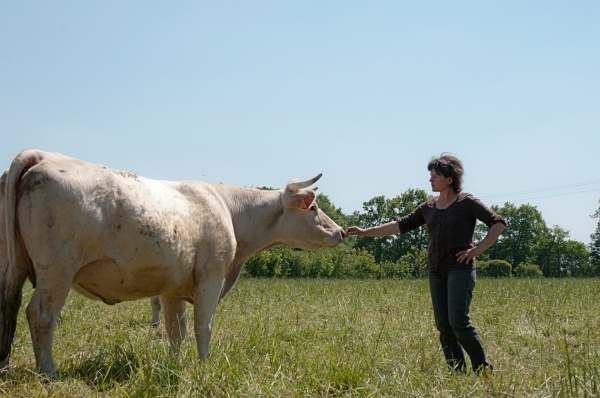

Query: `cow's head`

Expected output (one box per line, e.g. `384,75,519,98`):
279,174,345,250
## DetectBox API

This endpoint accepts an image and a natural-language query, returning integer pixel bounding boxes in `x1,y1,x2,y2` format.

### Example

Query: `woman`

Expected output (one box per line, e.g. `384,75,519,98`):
346,154,505,374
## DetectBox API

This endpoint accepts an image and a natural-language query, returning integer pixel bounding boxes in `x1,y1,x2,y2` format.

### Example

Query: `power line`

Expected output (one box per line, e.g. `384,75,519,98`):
480,180,600,200
486,187,600,206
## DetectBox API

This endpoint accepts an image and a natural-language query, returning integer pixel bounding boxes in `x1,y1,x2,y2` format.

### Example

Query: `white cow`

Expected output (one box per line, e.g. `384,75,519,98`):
0,149,345,379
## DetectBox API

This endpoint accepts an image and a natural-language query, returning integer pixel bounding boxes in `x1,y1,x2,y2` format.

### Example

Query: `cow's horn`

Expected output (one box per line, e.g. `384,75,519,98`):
286,173,322,191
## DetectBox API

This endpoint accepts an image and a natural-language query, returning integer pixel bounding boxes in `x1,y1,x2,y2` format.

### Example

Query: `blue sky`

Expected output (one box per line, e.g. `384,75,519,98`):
1,1,599,243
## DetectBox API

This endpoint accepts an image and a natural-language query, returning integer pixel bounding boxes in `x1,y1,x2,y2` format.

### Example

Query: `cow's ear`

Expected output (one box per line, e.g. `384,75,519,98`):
301,191,316,209
285,190,315,209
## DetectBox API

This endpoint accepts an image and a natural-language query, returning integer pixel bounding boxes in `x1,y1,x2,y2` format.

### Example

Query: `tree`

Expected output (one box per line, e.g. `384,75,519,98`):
532,225,569,277
490,203,547,269
354,189,429,263
560,240,591,276
528,225,589,277
243,189,597,279
589,199,600,273
352,195,389,262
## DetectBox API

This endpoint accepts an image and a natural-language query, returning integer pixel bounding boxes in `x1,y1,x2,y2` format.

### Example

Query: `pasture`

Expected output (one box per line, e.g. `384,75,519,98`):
1,278,599,397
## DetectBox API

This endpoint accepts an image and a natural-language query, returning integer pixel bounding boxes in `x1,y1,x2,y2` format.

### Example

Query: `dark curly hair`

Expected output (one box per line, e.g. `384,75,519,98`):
427,153,464,193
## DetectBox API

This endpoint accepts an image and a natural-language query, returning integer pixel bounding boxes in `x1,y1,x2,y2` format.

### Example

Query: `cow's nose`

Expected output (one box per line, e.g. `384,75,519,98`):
340,229,346,240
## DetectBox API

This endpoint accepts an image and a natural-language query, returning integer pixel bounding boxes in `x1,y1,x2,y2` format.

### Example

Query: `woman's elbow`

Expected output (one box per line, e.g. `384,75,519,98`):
494,222,507,233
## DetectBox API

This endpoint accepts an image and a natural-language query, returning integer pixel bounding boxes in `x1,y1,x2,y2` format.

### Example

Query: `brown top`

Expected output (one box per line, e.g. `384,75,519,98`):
397,192,506,271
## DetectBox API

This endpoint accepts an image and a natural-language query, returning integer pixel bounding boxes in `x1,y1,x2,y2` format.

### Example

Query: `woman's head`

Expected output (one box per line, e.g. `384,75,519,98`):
427,153,464,193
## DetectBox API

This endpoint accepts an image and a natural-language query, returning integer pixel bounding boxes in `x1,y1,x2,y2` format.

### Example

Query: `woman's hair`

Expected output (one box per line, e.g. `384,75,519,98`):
427,153,464,192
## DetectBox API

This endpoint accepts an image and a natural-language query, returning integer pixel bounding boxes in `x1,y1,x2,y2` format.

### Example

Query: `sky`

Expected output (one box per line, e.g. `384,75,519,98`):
1,1,599,244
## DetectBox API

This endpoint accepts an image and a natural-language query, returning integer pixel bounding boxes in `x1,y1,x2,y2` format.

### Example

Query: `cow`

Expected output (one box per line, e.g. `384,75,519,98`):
0,149,345,379
151,296,162,327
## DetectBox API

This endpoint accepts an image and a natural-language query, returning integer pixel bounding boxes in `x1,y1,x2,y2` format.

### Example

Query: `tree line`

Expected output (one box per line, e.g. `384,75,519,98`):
242,189,600,278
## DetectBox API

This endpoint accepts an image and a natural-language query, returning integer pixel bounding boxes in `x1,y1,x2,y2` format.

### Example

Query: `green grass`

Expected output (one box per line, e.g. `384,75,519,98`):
1,278,599,397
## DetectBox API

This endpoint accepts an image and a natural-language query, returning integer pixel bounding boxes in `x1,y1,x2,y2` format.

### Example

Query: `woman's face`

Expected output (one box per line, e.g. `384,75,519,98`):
429,170,453,193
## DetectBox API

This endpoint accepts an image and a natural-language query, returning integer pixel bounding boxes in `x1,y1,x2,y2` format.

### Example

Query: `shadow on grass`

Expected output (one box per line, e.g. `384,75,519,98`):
59,344,184,395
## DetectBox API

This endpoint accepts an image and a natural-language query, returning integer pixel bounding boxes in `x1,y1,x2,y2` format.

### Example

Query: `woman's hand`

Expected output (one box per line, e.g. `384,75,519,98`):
346,226,366,237
456,247,482,264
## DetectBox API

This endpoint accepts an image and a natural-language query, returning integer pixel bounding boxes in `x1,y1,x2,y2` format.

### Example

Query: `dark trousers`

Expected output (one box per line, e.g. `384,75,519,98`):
428,268,490,372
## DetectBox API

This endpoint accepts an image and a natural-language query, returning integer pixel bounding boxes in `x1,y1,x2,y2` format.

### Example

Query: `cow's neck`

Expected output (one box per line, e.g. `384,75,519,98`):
216,185,285,262
212,185,294,301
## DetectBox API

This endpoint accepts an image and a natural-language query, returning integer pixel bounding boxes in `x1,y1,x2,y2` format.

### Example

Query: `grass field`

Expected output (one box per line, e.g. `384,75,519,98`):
1,278,599,397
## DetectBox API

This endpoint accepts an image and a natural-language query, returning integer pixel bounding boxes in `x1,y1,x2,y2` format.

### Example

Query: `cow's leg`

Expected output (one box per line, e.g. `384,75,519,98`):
150,297,161,327
0,355,9,375
160,296,187,351
193,275,225,359
25,278,70,380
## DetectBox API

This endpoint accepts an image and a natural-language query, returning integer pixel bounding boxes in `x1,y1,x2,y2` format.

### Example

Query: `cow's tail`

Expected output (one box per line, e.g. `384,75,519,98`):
0,149,46,363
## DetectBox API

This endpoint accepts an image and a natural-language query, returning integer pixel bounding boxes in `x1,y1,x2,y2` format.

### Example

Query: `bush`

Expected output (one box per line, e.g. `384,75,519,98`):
242,245,415,279
333,247,379,278
244,248,283,277
477,259,512,278
514,263,544,278
397,250,428,278
380,260,412,279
